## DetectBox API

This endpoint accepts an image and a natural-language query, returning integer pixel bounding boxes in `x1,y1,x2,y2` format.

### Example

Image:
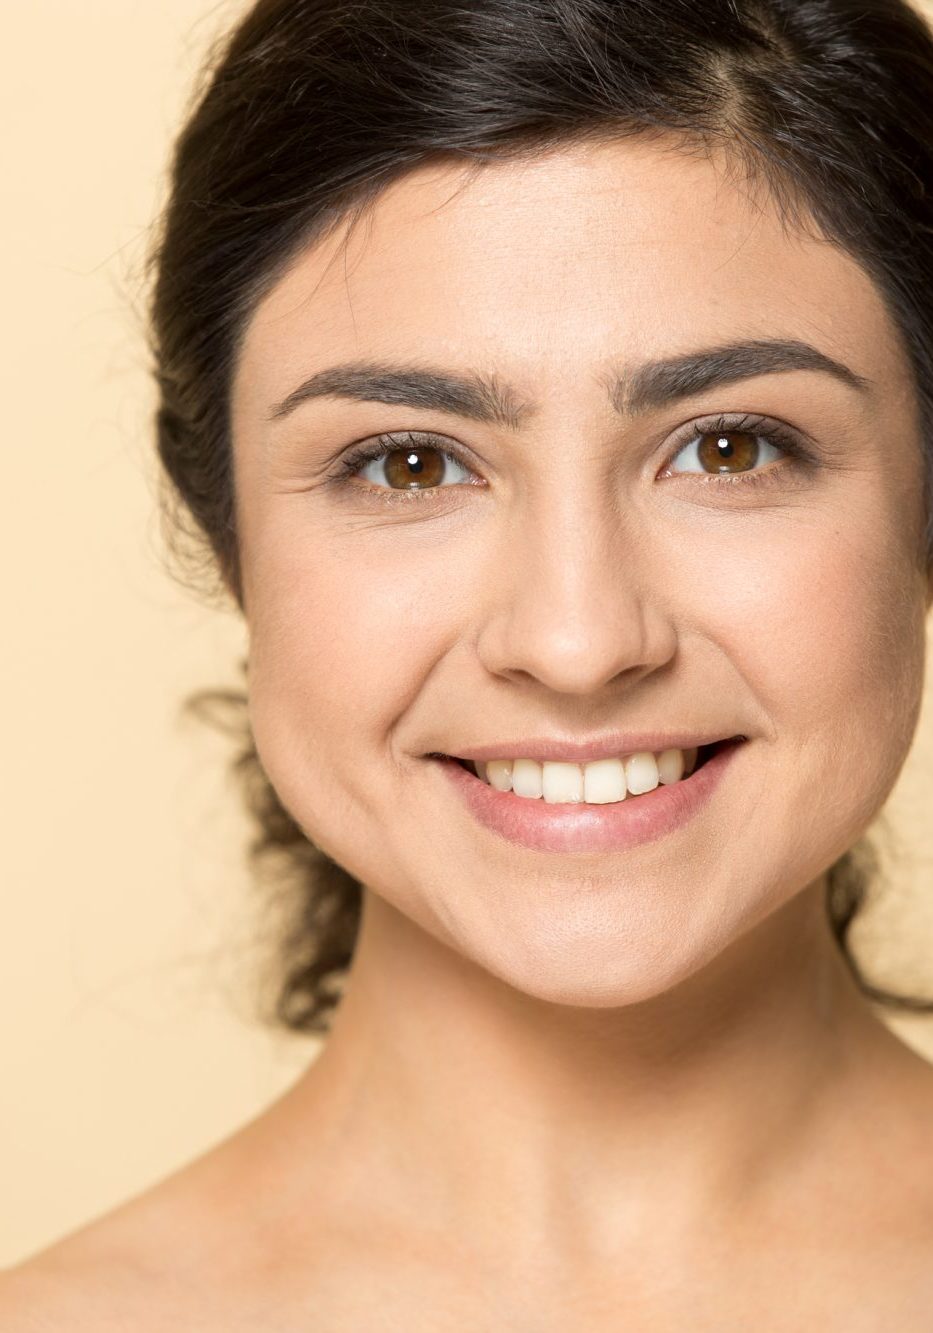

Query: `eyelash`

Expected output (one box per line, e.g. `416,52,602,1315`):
327,413,816,505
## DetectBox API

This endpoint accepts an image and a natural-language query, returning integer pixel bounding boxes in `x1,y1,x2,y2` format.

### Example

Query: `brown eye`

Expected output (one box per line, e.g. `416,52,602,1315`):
381,445,447,488
670,428,786,477
348,438,475,491
697,430,760,473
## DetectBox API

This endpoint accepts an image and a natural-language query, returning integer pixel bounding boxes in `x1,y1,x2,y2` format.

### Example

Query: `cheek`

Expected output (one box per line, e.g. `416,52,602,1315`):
704,505,926,836
242,513,454,842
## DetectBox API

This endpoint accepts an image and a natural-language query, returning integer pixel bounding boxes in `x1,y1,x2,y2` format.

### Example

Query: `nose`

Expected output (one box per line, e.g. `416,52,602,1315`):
474,487,678,698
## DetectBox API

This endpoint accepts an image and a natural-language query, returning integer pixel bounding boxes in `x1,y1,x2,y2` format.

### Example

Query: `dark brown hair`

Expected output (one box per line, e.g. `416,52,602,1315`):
149,0,933,1034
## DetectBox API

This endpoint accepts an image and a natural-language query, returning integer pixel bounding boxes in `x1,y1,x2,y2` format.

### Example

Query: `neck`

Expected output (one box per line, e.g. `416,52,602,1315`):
278,875,898,1263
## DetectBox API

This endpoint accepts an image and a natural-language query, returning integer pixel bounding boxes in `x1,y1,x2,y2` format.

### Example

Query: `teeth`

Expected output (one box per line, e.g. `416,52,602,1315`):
512,758,544,799
583,757,627,805
470,746,704,804
624,751,659,795
542,761,584,804
657,748,685,784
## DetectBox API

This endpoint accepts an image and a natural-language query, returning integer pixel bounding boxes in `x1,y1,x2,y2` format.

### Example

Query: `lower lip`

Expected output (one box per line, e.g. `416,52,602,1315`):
431,742,744,854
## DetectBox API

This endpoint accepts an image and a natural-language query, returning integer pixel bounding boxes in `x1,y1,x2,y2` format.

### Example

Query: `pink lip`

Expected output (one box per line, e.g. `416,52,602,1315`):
431,741,744,854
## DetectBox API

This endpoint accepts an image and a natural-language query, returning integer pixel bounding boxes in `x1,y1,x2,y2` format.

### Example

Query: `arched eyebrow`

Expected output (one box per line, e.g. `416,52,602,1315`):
268,361,531,429
266,337,871,426
611,337,871,415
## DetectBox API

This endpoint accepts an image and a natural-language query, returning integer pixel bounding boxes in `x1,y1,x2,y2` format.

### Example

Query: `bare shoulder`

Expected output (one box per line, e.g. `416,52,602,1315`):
0,1214,265,1333
0,1069,355,1331
0,1207,179,1333
0,1128,270,1333
0,1195,201,1333
0,1250,139,1333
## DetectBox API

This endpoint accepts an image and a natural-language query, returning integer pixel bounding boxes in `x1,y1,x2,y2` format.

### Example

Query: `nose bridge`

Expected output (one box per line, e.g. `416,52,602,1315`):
475,474,677,694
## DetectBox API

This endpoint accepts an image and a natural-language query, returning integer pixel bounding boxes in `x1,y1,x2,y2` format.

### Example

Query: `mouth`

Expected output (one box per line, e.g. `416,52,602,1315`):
427,737,746,854
436,737,738,780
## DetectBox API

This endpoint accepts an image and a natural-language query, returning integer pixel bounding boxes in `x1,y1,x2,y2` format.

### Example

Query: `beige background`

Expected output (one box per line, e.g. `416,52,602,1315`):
3,0,933,1267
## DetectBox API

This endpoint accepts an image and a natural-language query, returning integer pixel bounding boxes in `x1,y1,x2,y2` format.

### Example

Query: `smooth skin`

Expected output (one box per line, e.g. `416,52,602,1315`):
5,136,933,1330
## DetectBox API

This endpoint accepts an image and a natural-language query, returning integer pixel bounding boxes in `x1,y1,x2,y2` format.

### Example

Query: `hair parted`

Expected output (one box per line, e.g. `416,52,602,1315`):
148,0,933,1034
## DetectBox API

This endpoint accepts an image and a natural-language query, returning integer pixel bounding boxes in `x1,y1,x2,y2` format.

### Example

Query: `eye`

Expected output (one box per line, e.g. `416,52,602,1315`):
336,432,476,494
329,415,813,504
665,422,790,479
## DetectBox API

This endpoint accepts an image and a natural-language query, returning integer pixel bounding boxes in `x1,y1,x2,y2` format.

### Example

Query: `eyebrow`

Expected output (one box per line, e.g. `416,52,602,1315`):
268,361,532,429
266,337,871,426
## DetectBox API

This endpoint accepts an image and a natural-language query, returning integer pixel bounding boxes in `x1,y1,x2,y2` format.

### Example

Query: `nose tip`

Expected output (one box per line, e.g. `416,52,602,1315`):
477,572,677,696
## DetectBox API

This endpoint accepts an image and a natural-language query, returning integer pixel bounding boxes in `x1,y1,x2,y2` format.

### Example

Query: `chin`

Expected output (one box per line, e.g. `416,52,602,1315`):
449,910,737,1011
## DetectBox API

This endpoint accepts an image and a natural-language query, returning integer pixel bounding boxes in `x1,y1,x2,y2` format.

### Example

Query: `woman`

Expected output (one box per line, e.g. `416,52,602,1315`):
4,0,933,1325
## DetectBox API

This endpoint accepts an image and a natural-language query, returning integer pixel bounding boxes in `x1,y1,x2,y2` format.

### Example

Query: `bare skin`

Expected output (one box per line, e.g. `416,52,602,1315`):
4,136,933,1330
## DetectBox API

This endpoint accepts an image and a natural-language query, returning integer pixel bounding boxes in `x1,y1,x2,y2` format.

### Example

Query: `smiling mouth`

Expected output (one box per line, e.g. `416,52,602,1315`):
424,738,746,806
444,740,729,779
425,736,747,848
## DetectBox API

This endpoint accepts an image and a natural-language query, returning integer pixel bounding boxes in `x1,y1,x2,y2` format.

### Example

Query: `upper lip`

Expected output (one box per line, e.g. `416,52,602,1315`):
436,732,744,765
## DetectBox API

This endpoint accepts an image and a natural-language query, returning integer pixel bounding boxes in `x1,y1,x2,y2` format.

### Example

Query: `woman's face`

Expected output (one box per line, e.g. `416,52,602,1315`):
231,137,930,1005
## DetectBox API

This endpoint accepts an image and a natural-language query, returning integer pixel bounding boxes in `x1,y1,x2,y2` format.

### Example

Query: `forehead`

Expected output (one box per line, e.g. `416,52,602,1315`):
233,136,910,419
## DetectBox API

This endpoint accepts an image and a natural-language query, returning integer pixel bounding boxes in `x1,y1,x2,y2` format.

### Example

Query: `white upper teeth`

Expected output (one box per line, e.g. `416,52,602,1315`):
476,748,699,804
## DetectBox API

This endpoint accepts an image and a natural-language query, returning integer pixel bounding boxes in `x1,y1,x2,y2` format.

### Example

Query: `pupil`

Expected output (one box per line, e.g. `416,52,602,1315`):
696,429,757,474
406,451,423,474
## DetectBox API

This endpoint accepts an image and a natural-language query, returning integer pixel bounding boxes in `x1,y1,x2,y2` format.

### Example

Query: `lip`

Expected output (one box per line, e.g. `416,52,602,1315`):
431,739,745,854
434,731,743,765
